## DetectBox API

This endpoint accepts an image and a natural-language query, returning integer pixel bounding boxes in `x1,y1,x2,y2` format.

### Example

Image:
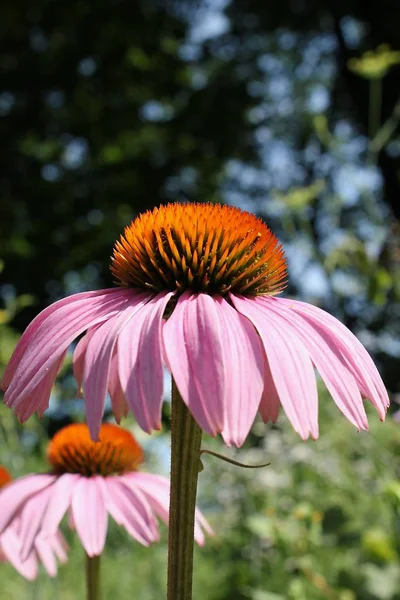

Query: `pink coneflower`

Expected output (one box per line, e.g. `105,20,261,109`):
2,203,389,445
0,465,67,580
0,423,211,557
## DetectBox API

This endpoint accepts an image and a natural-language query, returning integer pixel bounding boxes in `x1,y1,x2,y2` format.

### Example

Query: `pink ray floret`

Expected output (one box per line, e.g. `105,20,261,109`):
0,469,211,560
1,287,389,446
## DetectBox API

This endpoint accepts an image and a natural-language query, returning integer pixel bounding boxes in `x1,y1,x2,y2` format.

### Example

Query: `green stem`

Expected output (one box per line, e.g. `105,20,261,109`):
167,380,202,600
86,554,101,600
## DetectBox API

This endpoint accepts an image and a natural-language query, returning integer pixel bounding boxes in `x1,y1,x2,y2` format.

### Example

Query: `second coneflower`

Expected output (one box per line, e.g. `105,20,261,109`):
0,424,211,599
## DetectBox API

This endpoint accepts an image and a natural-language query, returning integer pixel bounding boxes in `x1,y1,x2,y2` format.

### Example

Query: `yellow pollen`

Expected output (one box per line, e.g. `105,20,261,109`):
110,203,287,296
47,423,144,477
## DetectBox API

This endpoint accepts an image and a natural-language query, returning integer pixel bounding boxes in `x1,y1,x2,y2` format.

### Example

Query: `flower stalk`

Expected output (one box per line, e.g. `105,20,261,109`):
168,380,203,600
86,553,101,600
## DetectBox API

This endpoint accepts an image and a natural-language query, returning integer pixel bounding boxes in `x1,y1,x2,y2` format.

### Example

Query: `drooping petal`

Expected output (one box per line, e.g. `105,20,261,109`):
117,292,174,433
52,532,69,564
213,297,264,447
280,298,389,418
194,508,214,547
19,483,56,559
83,292,151,439
41,474,80,535
4,289,135,417
0,528,38,581
257,298,368,430
259,356,280,423
128,473,170,524
163,292,226,436
71,477,108,557
1,289,126,390
15,350,67,422
103,476,159,546
231,295,319,440
0,475,55,534
34,535,59,577
128,473,212,546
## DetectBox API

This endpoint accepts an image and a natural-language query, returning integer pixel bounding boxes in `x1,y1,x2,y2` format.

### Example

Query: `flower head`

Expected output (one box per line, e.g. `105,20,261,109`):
0,465,67,580
2,203,389,446
111,203,287,296
0,424,211,558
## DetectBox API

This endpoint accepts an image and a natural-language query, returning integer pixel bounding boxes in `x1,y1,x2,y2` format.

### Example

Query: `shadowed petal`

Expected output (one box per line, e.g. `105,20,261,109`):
104,476,159,546
83,293,151,439
257,298,368,430
280,298,389,418
232,295,319,440
117,292,174,433
4,289,135,417
108,349,128,424
71,477,108,557
73,326,101,396
214,297,264,447
163,292,227,436
259,356,280,423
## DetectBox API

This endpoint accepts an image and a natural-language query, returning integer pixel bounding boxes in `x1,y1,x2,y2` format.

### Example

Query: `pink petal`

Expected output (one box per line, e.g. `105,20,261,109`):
0,475,55,533
83,292,151,440
4,289,135,418
117,291,174,433
103,476,159,546
19,483,56,559
129,473,211,546
259,356,280,423
41,474,80,535
258,298,368,430
232,295,319,440
213,297,264,447
280,299,389,418
1,289,125,390
14,351,67,422
128,473,170,524
52,532,69,564
71,476,108,556
34,535,58,577
163,292,227,436
0,529,38,581
108,349,128,424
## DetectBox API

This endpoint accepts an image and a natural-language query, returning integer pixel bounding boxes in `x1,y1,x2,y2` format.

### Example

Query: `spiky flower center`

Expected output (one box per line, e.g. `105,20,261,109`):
0,466,11,489
111,203,287,296
47,424,144,477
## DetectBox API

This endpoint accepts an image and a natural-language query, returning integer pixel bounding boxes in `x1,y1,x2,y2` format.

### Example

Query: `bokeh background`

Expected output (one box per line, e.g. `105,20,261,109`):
1,1,400,598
